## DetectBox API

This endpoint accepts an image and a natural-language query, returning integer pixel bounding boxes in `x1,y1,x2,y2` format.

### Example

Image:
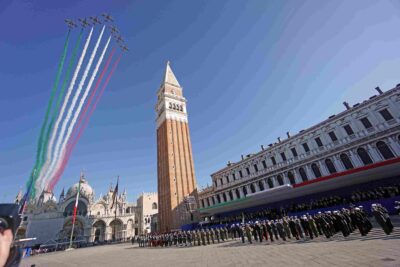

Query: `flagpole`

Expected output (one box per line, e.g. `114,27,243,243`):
111,176,119,241
69,175,82,249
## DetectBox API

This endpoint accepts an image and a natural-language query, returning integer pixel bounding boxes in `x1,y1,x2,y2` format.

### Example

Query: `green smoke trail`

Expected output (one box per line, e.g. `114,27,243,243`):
37,29,84,188
27,30,71,199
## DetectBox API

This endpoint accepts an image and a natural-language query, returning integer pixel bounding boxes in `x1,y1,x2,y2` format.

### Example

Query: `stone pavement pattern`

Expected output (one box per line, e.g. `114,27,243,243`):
22,227,400,267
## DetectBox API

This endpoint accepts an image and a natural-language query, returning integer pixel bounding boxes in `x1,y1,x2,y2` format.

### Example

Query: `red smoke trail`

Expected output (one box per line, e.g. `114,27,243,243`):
49,53,121,190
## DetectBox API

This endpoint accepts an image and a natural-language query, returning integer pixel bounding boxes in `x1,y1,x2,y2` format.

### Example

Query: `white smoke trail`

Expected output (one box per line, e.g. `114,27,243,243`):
39,26,106,191
47,35,111,187
35,27,94,196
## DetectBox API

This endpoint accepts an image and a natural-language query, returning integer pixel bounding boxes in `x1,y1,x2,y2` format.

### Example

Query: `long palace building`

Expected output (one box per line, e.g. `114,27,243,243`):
198,85,400,218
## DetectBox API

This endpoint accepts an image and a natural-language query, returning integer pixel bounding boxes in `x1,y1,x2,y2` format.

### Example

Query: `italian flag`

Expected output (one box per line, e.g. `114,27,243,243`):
72,177,82,224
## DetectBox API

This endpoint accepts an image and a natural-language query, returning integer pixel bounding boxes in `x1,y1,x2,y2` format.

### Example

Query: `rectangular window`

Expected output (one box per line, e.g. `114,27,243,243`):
360,117,373,129
270,156,277,165
379,109,394,121
280,152,287,161
239,170,243,178
226,176,229,183
291,147,298,157
315,137,323,147
262,160,267,169
302,142,310,152
328,131,338,142
232,173,236,180
343,124,354,136
246,167,250,175
254,164,258,172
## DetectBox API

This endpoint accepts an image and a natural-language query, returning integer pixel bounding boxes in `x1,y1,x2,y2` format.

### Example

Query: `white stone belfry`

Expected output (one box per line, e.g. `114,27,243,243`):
156,61,188,129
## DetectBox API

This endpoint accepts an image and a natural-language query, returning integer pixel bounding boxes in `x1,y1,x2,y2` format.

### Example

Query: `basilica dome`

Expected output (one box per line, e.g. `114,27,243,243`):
66,177,94,200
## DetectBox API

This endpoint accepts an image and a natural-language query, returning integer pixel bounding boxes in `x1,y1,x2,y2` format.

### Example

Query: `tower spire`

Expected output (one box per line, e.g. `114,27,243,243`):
161,61,181,88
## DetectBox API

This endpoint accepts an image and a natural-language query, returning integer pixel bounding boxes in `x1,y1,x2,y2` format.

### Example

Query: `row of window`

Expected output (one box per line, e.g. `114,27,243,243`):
203,140,398,208
214,108,396,188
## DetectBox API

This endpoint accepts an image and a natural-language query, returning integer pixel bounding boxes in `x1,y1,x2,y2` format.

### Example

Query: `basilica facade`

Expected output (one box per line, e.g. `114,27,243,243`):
19,176,157,246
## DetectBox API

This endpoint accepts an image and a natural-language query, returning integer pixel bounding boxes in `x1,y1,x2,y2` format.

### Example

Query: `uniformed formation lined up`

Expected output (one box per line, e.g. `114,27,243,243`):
134,204,394,247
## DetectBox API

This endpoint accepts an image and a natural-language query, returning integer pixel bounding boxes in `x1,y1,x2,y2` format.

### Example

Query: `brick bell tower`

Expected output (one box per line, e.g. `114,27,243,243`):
156,61,198,232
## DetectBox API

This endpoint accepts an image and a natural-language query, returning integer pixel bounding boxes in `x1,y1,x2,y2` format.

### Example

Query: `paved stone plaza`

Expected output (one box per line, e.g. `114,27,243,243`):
22,226,400,267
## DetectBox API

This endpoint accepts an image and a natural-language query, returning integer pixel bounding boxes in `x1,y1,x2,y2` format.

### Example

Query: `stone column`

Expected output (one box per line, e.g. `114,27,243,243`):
333,155,345,172
349,149,363,167
305,165,315,180
318,160,329,176
388,136,400,155
367,144,382,162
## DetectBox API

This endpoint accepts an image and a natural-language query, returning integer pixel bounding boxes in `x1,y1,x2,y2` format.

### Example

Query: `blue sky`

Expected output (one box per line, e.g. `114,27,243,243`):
1,0,400,203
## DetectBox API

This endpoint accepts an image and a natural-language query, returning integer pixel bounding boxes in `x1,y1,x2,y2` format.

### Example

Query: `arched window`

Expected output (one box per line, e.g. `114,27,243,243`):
229,191,233,200
152,202,158,209
235,188,240,199
376,141,395,160
287,171,295,185
201,199,205,208
340,153,354,170
277,175,284,186
357,147,373,165
299,167,308,182
222,193,227,202
267,178,274,188
214,181,217,187
211,197,215,205
207,198,210,207
325,158,337,174
311,163,322,178
216,195,221,203
243,186,248,196
258,180,265,191
250,184,256,193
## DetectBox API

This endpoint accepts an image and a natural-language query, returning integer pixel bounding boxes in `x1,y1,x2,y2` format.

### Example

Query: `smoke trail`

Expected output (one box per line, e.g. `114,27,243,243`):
35,27,94,196
40,26,107,191
48,48,115,190
26,30,71,198
38,29,84,178
47,34,111,185
49,54,121,190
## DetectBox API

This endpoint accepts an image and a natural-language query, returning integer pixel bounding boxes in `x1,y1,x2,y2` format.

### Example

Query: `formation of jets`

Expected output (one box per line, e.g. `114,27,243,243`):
65,19,77,29
64,13,129,52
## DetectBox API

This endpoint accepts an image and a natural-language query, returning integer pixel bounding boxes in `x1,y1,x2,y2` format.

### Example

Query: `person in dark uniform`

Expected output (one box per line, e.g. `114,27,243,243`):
200,229,206,246
261,221,269,241
239,224,245,243
276,220,287,241
210,228,215,244
282,217,292,239
288,217,299,240
215,228,220,243
270,220,279,240
294,217,304,239
372,204,393,235
266,220,274,242
205,229,210,245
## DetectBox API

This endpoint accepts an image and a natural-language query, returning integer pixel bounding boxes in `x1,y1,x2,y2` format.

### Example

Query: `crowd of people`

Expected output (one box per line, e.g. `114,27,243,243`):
286,185,400,213
209,185,400,225
135,203,394,248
